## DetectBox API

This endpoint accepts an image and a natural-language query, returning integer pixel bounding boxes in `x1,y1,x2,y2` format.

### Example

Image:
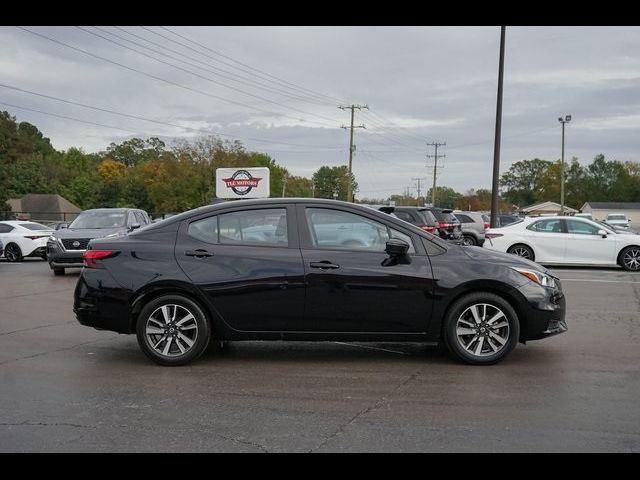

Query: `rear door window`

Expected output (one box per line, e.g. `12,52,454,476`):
219,208,288,247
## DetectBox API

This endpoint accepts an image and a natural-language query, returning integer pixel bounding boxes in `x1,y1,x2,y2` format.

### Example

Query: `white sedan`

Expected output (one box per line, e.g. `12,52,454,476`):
484,216,640,271
0,221,54,262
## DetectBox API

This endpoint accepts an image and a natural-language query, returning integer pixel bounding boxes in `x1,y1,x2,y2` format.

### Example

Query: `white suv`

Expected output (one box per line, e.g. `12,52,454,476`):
606,213,631,229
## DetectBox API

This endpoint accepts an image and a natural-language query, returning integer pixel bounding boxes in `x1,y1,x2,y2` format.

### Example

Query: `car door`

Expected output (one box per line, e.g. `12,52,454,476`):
565,219,617,264
298,205,435,333
524,218,569,262
0,223,15,252
175,205,305,332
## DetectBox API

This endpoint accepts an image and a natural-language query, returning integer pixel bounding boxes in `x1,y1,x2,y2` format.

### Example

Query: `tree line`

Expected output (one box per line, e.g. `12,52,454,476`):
2,110,639,216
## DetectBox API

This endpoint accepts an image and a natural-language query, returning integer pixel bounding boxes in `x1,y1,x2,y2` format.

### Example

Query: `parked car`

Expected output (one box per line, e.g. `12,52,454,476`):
0,221,53,262
377,206,440,236
596,220,638,235
75,198,566,366
605,213,631,229
453,211,489,246
44,221,71,231
0,239,3,257
485,216,640,271
47,208,150,275
574,212,593,221
423,208,462,241
489,214,522,228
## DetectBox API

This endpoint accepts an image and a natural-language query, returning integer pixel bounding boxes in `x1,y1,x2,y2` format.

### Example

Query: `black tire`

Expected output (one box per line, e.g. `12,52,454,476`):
462,234,477,246
619,246,640,271
136,294,211,366
52,268,65,276
443,292,520,365
4,243,23,262
507,244,534,261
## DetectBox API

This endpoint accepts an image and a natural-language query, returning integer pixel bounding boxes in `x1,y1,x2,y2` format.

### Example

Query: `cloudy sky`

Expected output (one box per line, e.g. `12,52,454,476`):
2,26,640,199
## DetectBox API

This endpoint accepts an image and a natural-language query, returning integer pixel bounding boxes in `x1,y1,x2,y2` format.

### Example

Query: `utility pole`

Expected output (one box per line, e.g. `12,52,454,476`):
426,142,446,207
558,115,572,215
490,26,506,228
412,177,427,206
339,104,368,202
281,173,288,197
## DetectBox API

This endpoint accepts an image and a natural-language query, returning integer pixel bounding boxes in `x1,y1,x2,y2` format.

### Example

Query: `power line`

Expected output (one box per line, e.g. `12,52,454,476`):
16,27,335,129
0,84,345,149
74,26,340,128
111,26,331,107
156,26,347,105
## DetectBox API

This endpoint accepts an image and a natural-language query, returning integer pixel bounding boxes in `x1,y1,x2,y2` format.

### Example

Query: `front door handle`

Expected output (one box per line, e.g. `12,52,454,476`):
185,249,214,258
310,261,340,270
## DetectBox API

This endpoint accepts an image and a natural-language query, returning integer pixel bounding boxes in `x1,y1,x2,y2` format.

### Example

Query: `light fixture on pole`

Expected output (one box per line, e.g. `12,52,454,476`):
558,114,572,215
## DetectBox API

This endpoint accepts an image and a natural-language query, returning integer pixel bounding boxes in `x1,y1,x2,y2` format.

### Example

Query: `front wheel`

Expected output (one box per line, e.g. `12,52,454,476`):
619,246,640,271
4,243,23,262
136,295,211,366
443,292,520,365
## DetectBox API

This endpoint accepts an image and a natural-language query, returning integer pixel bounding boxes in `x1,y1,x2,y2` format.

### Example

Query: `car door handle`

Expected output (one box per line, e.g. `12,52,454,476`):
309,261,340,270
185,249,214,258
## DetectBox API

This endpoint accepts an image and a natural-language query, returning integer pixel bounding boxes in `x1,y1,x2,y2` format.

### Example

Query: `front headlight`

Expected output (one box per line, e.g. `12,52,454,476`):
512,267,557,289
48,235,56,242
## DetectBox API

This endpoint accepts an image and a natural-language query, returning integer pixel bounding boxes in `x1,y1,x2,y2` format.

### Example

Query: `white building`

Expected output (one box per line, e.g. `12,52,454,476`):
580,202,640,224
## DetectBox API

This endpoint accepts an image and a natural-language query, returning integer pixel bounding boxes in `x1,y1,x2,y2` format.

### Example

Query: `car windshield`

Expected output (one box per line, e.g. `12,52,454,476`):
607,215,626,220
70,211,126,229
596,220,617,232
19,223,51,231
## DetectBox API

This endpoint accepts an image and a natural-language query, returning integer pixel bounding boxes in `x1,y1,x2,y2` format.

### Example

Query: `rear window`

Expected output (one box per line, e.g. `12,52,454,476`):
19,223,50,231
607,214,626,220
455,214,473,223
417,210,437,224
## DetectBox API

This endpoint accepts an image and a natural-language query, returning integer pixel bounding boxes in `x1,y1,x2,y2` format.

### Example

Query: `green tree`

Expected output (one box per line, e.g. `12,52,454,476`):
312,165,357,201
500,158,553,207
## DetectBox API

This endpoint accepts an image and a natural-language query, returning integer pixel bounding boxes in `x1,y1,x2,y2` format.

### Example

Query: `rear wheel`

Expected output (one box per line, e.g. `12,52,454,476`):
136,295,211,366
4,243,22,262
443,292,520,365
462,234,477,246
507,244,534,261
619,246,640,271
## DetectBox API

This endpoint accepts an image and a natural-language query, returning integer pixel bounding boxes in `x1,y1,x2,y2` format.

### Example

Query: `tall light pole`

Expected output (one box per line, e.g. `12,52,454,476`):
490,26,506,228
558,115,572,215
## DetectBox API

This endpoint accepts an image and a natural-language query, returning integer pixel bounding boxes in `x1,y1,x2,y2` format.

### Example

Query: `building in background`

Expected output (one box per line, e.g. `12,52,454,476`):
6,194,82,223
520,201,579,216
580,202,640,224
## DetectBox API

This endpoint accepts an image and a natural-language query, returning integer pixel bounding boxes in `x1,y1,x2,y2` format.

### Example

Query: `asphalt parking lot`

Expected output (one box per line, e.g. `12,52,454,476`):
1,259,639,452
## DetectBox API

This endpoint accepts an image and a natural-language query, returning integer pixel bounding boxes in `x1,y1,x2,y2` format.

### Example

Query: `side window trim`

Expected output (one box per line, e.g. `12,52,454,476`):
300,206,418,254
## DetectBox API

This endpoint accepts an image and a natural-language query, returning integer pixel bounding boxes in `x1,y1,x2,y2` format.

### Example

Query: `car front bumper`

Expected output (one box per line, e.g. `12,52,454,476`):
516,280,567,341
47,240,85,268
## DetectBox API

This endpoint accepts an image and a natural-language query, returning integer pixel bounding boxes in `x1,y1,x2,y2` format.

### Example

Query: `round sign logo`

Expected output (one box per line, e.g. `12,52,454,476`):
222,169,263,196
72,241,80,248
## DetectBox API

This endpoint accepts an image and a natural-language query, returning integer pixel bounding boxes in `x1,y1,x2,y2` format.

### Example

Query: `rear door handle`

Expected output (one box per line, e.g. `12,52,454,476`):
185,249,214,258
310,261,340,270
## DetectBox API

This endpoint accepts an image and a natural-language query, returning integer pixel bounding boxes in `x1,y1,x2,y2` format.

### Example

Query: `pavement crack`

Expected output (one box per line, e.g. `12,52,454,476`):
0,421,94,429
309,370,420,453
220,435,270,453
0,320,75,337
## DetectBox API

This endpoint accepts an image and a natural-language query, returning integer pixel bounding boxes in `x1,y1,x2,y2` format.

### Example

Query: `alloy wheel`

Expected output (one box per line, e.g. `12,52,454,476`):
623,248,640,271
145,304,199,357
5,244,21,262
455,303,510,357
511,247,531,259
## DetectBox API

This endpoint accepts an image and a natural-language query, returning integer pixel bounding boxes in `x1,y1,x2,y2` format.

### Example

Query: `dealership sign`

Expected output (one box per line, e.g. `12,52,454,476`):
215,168,270,199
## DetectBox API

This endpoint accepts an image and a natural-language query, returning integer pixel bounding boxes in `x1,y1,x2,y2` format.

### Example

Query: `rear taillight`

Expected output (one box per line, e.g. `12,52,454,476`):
417,224,434,233
439,223,453,229
483,222,490,230
83,250,118,269
485,233,504,240
24,235,50,240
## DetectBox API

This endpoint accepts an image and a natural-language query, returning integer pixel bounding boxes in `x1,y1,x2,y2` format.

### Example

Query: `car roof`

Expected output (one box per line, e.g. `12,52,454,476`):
1,220,43,226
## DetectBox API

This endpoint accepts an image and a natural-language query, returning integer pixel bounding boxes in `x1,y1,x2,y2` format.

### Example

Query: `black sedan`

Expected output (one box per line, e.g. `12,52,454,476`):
74,198,567,366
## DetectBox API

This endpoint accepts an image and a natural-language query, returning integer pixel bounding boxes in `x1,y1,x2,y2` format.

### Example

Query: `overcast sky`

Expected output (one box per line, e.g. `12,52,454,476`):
2,26,640,199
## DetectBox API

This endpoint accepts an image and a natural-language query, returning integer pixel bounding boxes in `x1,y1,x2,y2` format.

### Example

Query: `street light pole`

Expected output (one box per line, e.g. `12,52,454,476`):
558,115,572,215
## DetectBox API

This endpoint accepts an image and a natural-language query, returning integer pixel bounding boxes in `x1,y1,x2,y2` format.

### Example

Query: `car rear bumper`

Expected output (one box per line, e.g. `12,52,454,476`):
74,270,132,333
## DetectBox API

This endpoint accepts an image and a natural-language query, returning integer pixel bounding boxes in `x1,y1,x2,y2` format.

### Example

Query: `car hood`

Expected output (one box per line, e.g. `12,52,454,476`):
460,245,552,275
53,227,127,240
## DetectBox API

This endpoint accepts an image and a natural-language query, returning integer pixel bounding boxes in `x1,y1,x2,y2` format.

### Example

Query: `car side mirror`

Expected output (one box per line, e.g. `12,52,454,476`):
597,229,608,238
59,223,69,230
129,223,141,231
385,238,409,257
